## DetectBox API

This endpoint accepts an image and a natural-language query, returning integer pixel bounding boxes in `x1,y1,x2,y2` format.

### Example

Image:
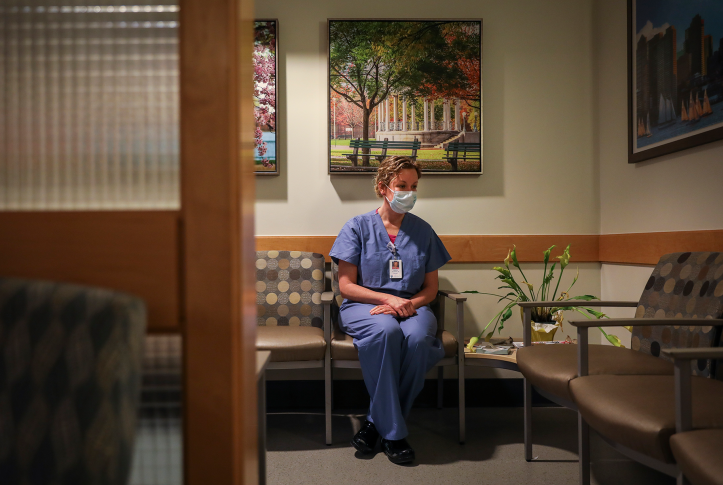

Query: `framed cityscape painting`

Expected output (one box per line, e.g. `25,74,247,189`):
254,19,278,175
629,0,723,163
328,19,482,174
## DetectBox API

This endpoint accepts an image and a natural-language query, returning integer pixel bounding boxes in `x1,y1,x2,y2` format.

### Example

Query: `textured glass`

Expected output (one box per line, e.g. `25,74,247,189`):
130,334,183,485
0,1,180,209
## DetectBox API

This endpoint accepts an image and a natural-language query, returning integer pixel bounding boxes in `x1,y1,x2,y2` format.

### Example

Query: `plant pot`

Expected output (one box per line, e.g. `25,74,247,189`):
531,323,558,342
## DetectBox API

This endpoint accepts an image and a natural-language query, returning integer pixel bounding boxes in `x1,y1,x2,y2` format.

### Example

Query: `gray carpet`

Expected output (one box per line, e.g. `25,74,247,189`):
266,407,673,485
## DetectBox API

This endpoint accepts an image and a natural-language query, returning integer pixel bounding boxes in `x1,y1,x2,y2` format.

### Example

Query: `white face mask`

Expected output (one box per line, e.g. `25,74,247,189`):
384,184,417,214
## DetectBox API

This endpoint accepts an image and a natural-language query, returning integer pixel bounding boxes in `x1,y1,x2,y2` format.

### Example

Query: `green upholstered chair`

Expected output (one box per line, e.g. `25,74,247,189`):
0,277,146,485
567,252,723,485
254,251,334,445
328,260,468,443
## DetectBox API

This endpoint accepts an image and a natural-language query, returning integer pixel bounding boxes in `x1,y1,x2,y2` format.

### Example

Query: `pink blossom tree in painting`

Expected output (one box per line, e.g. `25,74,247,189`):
254,21,277,171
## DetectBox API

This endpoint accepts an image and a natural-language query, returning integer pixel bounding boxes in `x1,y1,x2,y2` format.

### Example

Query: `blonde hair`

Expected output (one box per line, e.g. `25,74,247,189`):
373,156,422,198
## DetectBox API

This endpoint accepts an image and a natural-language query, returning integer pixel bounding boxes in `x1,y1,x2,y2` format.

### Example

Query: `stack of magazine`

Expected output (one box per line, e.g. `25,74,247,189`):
475,344,513,355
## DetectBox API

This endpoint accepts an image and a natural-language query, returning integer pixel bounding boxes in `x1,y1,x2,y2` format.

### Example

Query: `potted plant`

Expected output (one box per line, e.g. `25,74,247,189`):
463,245,625,350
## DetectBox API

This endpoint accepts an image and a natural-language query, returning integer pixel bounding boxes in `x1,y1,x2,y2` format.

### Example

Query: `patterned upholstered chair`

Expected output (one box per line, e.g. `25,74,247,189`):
328,260,468,443
254,251,334,444
0,277,146,485
564,252,723,484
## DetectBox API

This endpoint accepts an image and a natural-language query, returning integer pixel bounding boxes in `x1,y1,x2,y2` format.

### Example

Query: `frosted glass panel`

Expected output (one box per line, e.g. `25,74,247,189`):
0,1,180,210
130,334,183,485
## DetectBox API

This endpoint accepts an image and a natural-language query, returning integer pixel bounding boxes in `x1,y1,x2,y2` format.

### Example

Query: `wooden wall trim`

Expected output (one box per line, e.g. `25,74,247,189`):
257,235,599,263
259,231,722,265
0,211,181,331
599,230,723,265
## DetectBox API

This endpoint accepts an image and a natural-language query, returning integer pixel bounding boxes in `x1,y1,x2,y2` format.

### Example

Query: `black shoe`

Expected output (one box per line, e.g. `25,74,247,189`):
381,438,415,464
351,420,379,454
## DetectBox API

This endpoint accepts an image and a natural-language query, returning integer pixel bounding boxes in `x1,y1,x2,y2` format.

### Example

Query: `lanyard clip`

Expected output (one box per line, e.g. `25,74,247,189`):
386,241,397,257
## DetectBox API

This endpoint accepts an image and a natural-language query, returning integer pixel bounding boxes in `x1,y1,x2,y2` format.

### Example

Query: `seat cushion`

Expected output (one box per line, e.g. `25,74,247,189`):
570,375,723,463
517,344,673,402
331,329,457,361
256,326,326,362
670,429,723,485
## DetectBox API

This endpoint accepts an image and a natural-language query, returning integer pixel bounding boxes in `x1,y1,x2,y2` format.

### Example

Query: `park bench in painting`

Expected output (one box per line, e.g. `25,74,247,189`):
443,142,481,171
343,137,420,166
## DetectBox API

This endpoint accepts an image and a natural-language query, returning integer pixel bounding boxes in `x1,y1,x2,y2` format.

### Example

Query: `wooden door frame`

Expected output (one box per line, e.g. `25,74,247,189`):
180,0,257,483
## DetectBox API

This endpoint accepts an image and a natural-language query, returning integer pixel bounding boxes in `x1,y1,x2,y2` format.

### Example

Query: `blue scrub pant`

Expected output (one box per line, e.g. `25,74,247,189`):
339,302,445,440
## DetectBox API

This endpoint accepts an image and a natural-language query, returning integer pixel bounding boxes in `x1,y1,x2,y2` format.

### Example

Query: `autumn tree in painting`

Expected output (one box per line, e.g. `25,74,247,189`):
329,20,480,165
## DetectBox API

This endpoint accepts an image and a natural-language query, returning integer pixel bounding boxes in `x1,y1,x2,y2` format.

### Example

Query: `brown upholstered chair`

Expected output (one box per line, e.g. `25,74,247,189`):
570,346,723,485
667,347,723,485
254,251,334,445
566,252,723,485
328,260,468,443
517,251,723,483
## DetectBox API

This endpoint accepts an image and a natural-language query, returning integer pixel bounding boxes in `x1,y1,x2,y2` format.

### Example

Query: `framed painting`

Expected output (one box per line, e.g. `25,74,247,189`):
254,19,279,175
328,19,483,174
629,0,723,163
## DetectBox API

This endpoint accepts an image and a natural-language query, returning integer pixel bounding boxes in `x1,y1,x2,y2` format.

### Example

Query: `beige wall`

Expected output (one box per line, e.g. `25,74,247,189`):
594,0,723,346
254,0,602,356
595,0,723,236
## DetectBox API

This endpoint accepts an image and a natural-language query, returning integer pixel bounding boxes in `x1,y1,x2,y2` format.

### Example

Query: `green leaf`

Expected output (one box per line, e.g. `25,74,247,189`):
583,307,606,319
565,295,600,301
604,333,625,347
510,245,520,268
467,336,479,350
543,245,555,265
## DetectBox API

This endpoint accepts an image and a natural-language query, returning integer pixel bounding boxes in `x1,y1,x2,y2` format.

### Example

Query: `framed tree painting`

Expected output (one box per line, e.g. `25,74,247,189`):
629,0,723,163
328,19,483,174
254,19,278,175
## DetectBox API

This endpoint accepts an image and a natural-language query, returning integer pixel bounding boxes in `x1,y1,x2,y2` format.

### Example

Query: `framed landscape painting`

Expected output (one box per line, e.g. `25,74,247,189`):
629,0,723,163
254,19,278,175
328,19,482,174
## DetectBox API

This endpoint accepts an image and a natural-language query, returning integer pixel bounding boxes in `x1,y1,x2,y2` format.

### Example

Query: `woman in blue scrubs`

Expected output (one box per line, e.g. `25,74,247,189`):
329,156,451,464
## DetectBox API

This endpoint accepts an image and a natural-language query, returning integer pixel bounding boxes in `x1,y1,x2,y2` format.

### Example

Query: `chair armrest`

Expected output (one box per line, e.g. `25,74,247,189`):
662,348,723,434
438,290,467,302
518,300,637,308
569,318,723,328
662,348,723,360
321,292,333,345
573,318,723,402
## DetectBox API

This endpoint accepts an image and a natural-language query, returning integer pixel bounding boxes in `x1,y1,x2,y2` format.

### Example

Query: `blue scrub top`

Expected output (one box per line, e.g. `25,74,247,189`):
329,210,452,300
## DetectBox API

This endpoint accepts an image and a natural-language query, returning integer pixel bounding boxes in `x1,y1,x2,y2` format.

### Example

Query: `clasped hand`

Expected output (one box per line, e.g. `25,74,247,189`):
369,295,416,318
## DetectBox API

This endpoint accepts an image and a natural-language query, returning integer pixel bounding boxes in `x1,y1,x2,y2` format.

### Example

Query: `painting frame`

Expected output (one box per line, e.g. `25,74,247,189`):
254,19,279,175
628,0,723,164
327,18,483,175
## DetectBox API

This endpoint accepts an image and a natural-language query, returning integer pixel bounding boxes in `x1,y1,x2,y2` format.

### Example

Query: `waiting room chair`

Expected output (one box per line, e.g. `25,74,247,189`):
254,251,333,445
566,251,723,484
666,347,723,485
516,251,722,475
327,260,467,443
0,277,147,485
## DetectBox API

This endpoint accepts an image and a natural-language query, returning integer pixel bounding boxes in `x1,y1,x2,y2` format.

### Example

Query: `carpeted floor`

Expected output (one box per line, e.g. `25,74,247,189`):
266,407,674,485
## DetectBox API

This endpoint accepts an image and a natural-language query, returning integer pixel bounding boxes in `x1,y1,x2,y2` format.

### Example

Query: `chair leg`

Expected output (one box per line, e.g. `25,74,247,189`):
578,411,590,485
524,378,533,461
325,355,332,446
458,358,465,444
437,366,444,409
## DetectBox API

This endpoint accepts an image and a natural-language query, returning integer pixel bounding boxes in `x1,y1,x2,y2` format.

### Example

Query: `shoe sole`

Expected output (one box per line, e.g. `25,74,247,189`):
351,439,375,455
384,452,415,464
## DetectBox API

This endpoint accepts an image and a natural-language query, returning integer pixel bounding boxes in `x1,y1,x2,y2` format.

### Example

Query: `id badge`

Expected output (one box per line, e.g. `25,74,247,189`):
389,259,402,279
